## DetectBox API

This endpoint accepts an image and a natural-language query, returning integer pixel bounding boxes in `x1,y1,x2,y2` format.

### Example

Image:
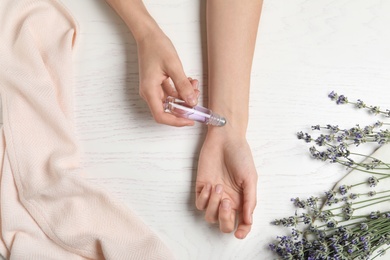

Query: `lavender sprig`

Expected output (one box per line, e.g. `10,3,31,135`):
329,91,390,118
270,92,390,259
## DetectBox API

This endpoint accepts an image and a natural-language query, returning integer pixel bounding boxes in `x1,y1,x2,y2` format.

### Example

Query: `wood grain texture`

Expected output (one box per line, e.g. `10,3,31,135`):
61,0,390,259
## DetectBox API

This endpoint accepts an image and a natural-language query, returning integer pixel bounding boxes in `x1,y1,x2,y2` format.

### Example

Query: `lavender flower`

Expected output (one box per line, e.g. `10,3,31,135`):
371,106,381,115
270,91,390,260
291,197,306,209
349,193,358,200
356,99,366,108
336,95,348,104
338,185,349,195
326,124,340,133
328,91,338,100
368,176,379,187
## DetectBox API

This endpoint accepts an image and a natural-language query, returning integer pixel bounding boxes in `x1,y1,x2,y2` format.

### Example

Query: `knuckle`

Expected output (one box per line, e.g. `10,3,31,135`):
139,93,145,100
221,226,234,234
219,214,230,223
204,215,217,224
200,192,210,201
152,112,164,124
154,109,167,122
174,78,191,91
138,88,147,100
154,117,164,124
139,81,155,95
166,58,182,71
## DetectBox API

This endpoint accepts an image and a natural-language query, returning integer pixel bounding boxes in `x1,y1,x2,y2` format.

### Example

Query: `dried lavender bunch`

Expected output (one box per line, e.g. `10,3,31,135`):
270,92,390,260
270,188,390,259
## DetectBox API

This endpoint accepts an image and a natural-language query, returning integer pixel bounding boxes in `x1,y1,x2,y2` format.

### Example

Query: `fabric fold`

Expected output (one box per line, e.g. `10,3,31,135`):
0,0,173,259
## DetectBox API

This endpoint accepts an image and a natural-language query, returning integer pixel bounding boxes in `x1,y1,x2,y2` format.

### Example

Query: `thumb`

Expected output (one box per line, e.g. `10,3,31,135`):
168,68,198,106
242,177,257,225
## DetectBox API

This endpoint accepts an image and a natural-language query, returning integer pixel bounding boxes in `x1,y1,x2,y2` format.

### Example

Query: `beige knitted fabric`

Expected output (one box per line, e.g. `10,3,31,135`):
0,0,173,259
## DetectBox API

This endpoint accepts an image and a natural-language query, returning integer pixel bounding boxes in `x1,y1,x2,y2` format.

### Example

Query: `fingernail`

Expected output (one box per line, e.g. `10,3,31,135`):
186,94,196,106
250,214,253,224
195,80,199,89
222,199,230,209
236,231,245,240
215,184,223,194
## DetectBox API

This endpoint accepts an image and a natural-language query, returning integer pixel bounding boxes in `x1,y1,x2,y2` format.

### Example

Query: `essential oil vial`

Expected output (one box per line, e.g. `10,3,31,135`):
164,96,226,127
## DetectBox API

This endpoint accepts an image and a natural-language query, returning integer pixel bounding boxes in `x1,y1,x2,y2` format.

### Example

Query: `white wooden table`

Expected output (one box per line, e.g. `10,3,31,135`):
62,0,390,259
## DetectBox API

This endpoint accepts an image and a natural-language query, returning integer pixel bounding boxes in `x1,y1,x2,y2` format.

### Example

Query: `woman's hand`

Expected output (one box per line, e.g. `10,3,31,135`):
195,129,258,239
105,0,199,126
137,29,199,126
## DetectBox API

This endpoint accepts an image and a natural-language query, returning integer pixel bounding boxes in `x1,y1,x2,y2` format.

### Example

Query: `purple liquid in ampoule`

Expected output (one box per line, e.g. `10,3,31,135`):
164,96,226,127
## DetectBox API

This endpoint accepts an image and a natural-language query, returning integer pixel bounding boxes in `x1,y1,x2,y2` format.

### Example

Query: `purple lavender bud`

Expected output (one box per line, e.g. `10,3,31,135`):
326,124,339,132
336,95,348,104
368,176,379,187
338,185,348,195
328,91,338,100
311,125,321,130
369,211,380,219
370,106,381,115
356,99,366,108
374,121,383,128
291,197,306,209
360,223,368,231
349,193,358,200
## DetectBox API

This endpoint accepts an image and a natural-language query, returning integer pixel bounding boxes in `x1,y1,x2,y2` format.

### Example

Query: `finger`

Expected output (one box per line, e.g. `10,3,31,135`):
195,183,211,210
189,79,200,99
155,113,195,127
161,78,179,98
235,211,252,239
146,92,195,126
189,78,199,90
204,184,223,224
242,176,258,225
162,77,199,100
168,70,198,106
218,199,235,233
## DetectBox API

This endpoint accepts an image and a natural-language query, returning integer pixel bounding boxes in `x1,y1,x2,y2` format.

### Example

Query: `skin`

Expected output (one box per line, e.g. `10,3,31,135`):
196,0,262,239
106,0,263,239
106,0,199,127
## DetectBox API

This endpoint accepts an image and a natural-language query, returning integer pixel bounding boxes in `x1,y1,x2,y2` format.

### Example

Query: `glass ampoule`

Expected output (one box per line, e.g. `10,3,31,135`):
164,96,226,127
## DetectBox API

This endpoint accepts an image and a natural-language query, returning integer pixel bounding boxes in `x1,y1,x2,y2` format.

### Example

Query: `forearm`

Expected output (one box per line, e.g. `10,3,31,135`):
206,0,262,136
105,0,161,43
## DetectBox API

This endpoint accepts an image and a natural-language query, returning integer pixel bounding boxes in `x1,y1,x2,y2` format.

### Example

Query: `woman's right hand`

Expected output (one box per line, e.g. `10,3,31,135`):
105,0,198,126
137,28,199,126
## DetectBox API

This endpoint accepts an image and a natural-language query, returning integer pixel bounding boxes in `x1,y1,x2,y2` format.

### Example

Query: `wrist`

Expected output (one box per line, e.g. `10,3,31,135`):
207,81,250,137
209,103,248,138
106,0,161,43
206,123,247,143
